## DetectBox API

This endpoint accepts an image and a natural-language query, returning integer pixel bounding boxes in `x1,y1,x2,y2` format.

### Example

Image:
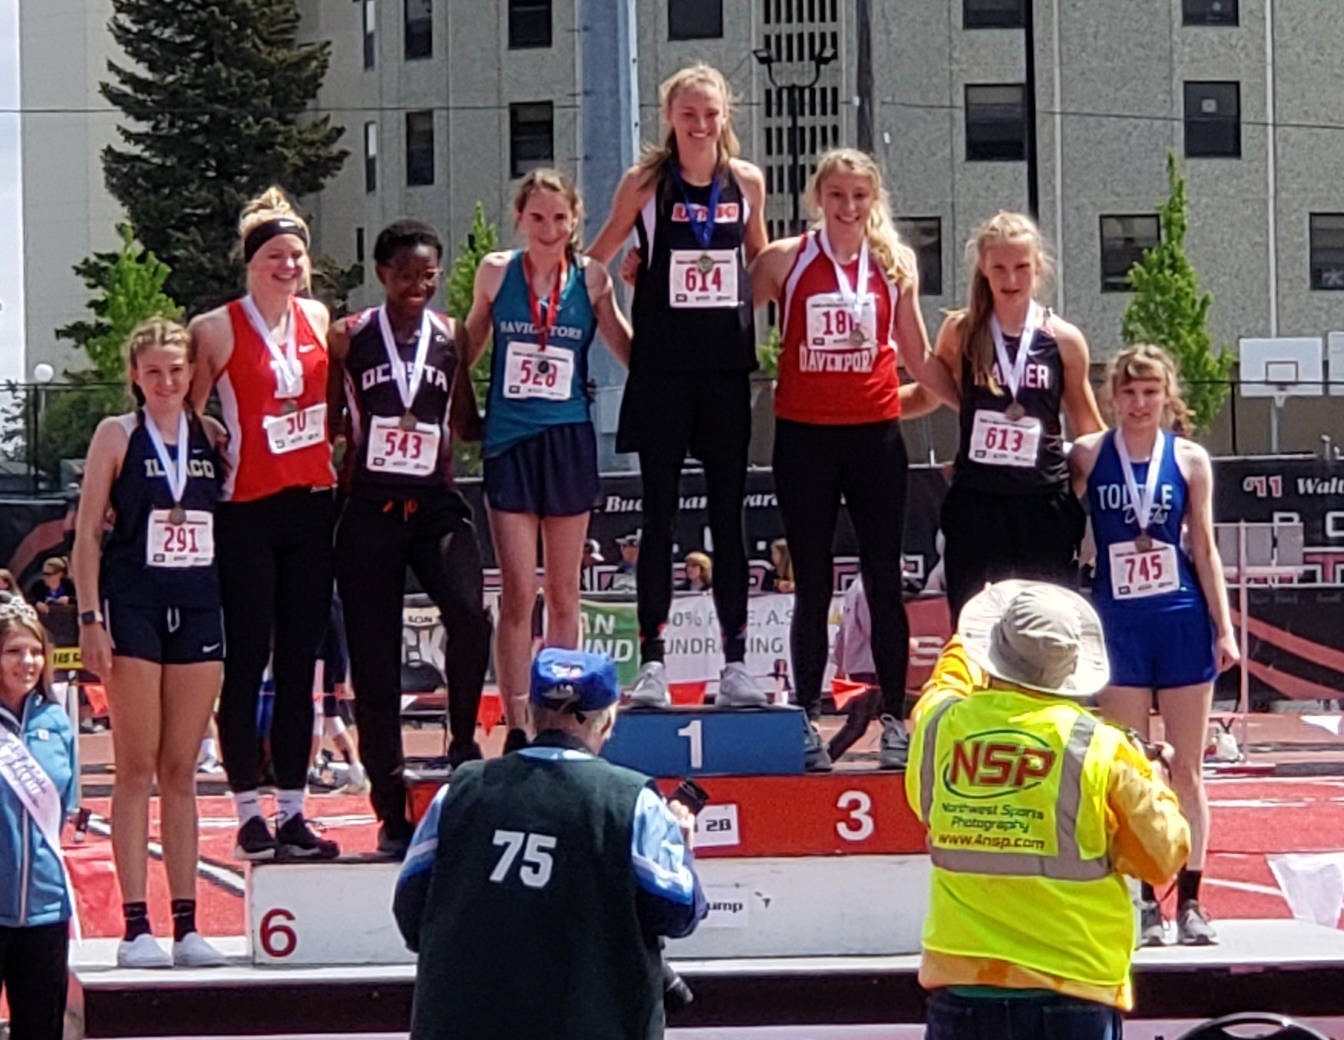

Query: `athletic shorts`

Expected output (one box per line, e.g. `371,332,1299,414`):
1100,604,1217,690
318,693,354,723
103,599,224,666
484,421,599,518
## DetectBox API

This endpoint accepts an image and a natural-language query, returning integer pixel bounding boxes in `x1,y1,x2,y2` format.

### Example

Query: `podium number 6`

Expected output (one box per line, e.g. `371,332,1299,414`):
676,719,703,769
835,789,875,842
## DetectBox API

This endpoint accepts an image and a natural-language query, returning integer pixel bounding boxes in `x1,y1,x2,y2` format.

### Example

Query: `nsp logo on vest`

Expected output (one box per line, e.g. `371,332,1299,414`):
942,729,1057,798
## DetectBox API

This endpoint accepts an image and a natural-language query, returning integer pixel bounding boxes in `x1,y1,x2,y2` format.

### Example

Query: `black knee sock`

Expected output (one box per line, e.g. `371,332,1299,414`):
171,898,197,942
1177,869,1202,904
1140,883,1156,903
123,901,151,942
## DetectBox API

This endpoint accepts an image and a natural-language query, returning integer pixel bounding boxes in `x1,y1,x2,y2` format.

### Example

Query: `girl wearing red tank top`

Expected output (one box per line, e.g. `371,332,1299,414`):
750,149,957,772
189,186,338,862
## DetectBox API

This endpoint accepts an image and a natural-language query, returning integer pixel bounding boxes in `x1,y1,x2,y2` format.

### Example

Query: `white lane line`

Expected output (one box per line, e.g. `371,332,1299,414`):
84,813,246,897
1202,876,1286,899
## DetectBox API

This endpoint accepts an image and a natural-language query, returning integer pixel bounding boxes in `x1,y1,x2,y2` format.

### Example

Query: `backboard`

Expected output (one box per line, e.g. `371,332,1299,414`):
1238,337,1324,398
1327,331,1344,397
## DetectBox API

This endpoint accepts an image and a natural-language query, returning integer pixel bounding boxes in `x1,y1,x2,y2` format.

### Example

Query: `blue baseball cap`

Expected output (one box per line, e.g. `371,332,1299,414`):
529,648,620,714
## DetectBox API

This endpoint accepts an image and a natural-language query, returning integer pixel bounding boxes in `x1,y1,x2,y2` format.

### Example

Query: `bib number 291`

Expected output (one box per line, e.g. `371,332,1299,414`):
490,829,556,889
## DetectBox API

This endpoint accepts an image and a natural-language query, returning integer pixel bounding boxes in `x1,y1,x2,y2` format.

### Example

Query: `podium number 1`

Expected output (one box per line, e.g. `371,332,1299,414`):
676,719,704,769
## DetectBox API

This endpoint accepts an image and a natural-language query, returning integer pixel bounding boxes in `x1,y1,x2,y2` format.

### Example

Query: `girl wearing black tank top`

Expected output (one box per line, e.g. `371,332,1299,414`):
588,63,770,708
72,319,227,969
923,212,1105,621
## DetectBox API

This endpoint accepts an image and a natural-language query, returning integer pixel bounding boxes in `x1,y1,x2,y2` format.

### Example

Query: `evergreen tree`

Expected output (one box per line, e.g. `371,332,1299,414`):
1122,151,1234,434
444,203,499,476
99,0,348,314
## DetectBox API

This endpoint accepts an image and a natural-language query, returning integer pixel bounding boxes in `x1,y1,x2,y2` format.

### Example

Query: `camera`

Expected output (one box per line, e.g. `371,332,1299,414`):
660,777,709,1013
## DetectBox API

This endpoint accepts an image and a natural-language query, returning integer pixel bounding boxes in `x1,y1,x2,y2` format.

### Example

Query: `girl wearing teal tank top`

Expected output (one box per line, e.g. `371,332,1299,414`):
464,168,632,750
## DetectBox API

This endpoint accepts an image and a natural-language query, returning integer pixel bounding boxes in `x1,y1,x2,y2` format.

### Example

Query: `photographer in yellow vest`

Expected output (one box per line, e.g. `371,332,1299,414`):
907,581,1190,1039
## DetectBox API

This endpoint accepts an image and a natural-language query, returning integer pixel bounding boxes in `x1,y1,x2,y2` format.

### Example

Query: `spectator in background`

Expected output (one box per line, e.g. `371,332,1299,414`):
0,569,19,598
581,538,604,570
761,538,795,593
611,532,639,592
27,558,75,616
827,575,883,762
679,551,713,593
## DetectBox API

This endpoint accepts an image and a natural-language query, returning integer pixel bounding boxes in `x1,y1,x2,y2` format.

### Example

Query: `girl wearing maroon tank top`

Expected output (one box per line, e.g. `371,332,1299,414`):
749,149,958,772
189,186,338,862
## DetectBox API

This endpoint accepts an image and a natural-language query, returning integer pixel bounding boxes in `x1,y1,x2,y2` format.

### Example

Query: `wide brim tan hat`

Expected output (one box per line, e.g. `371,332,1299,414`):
958,580,1110,698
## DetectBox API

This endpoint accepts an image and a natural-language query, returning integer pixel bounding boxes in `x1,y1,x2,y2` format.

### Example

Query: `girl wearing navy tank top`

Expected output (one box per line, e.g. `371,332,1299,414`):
189,187,338,862
327,220,490,857
73,319,226,968
923,212,1105,622
749,149,958,771
1070,345,1237,947
466,170,631,750
588,63,769,709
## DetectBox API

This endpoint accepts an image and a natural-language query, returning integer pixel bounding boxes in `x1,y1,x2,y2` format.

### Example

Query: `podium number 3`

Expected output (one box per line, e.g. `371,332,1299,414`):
677,719,704,769
490,829,557,888
835,790,875,842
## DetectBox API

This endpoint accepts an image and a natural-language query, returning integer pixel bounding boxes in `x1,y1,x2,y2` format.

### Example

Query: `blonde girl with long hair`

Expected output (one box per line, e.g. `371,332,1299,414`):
465,168,632,753
587,63,769,709
925,211,1105,621
1069,344,1237,947
749,148,958,770
189,186,339,862
74,318,228,967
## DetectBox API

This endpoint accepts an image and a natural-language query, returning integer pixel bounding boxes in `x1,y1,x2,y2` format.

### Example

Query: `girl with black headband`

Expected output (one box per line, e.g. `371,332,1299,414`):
189,186,339,862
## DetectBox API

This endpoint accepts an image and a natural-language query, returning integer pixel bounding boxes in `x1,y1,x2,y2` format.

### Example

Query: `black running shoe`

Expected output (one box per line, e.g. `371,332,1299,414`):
276,814,340,860
502,728,529,754
448,738,483,769
377,823,411,861
233,816,278,861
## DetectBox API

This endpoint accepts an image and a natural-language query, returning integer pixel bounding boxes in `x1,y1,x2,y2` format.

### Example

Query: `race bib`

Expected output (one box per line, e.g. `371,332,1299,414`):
669,249,739,309
805,292,877,350
366,414,440,477
146,510,214,568
502,341,574,402
1108,540,1180,600
969,409,1041,468
263,403,327,455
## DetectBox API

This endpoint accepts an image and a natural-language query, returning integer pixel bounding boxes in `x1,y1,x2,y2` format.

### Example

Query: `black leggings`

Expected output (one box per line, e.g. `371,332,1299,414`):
631,372,752,664
216,488,335,794
774,419,910,719
1,921,69,1040
335,492,489,836
939,480,1086,624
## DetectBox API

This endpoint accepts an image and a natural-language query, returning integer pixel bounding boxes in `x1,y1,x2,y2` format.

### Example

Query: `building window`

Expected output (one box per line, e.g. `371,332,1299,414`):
508,0,551,48
964,84,1027,161
1184,81,1240,158
1310,214,1344,291
669,0,723,40
404,0,431,60
509,101,553,178
963,0,1025,29
897,217,943,297
363,121,378,193
363,0,376,69
405,111,434,186
1182,0,1237,25
356,227,366,264
1099,215,1160,292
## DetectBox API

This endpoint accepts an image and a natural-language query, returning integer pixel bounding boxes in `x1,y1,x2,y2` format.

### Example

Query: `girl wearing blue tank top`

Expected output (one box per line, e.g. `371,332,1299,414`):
465,169,632,749
72,319,227,969
1069,344,1238,948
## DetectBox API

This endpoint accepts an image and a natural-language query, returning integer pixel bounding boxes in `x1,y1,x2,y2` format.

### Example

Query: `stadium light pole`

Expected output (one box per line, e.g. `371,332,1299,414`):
754,43,837,234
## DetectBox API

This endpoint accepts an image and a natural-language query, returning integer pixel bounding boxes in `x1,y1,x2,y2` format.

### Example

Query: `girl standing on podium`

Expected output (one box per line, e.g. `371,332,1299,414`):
465,170,631,753
1069,344,1238,947
327,219,489,859
925,211,1105,622
749,148,958,771
75,318,226,967
588,62,768,710
190,187,339,862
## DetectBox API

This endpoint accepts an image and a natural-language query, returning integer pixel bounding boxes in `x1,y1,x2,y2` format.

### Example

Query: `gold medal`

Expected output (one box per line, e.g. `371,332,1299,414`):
848,327,866,347
168,504,186,525
1004,401,1026,421
697,253,716,275
399,411,418,431
1134,533,1154,552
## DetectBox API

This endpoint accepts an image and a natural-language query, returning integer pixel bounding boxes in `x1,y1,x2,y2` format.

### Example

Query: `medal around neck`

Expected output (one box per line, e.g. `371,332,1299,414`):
144,411,191,526
377,304,433,424
1115,429,1167,555
819,227,871,348
399,411,418,431
990,301,1042,421
241,294,302,399
1004,401,1027,421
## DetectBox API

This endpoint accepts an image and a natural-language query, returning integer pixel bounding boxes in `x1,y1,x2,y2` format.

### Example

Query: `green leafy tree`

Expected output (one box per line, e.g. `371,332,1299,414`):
98,0,348,314
1121,151,1234,434
445,204,500,476
3,226,181,478
756,326,782,381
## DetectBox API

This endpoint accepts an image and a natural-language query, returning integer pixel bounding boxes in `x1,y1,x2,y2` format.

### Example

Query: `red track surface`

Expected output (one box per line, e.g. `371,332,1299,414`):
67,776,1344,938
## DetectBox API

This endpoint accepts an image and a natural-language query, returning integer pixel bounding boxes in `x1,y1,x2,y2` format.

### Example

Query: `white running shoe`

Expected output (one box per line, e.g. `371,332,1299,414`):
173,931,227,968
628,661,670,708
117,933,173,969
715,662,769,707
341,760,369,794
